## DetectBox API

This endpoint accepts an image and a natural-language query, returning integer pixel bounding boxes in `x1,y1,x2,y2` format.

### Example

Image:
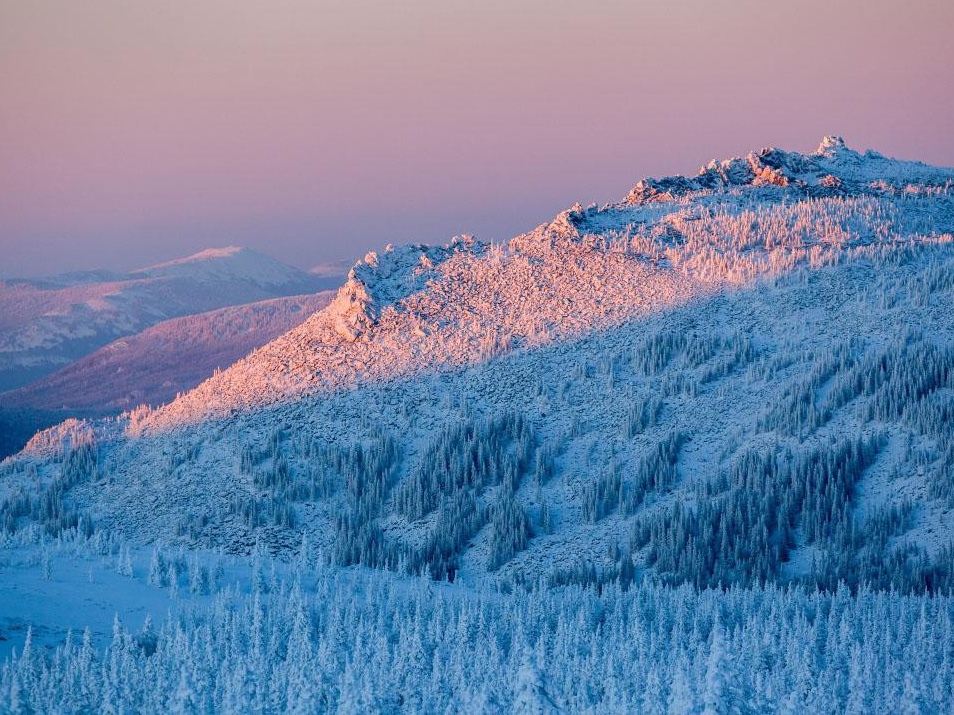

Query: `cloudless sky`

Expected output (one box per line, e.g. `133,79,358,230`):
2,0,953,277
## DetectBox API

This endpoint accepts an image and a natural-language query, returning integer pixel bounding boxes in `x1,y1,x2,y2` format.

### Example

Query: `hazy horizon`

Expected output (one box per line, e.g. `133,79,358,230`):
3,0,953,278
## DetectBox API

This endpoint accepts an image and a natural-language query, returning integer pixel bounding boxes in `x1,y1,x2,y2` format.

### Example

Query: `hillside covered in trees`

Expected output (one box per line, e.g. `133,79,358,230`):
2,137,954,712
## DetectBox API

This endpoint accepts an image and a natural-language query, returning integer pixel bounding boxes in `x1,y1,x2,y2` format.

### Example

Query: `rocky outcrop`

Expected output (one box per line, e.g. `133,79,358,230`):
624,136,951,205
328,237,485,341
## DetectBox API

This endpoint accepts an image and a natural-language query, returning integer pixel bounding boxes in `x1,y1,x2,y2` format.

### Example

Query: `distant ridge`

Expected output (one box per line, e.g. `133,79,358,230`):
0,246,336,392
1,292,335,414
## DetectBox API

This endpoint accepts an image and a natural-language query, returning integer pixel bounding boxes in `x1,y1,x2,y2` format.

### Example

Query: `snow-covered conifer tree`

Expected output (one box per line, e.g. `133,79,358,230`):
513,650,559,714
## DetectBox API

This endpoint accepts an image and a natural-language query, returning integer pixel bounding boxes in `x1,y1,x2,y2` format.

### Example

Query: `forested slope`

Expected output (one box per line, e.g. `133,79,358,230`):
3,137,954,712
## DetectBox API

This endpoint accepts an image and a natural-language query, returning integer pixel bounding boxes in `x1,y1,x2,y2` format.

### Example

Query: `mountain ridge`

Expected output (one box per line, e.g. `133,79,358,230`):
121,137,954,434
0,245,338,393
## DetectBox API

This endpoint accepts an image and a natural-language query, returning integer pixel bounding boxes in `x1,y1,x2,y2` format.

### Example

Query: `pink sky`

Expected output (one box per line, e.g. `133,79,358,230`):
2,0,953,276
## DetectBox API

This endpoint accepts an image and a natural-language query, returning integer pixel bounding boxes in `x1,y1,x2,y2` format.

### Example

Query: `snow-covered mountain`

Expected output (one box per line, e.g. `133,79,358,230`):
0,246,337,393
9,135,953,580
4,137,954,712
135,136,954,430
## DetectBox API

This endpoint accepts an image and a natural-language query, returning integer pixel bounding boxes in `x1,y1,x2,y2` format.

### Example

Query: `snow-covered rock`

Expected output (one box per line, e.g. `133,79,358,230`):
626,135,953,204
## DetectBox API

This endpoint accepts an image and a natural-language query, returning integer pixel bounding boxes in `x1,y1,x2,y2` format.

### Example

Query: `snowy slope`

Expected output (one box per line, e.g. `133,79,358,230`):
5,137,954,714
134,137,954,430
0,247,337,393
5,137,954,592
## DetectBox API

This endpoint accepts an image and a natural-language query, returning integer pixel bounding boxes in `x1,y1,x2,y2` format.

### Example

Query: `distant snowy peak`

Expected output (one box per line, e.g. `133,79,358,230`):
624,136,954,205
309,259,353,278
133,246,315,289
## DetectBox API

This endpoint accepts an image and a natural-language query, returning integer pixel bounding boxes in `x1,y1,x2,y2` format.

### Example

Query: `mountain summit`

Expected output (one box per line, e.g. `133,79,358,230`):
132,246,314,287
628,135,950,204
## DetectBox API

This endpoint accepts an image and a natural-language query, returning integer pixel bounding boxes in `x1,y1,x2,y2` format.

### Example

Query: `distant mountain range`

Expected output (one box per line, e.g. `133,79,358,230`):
0,292,334,414
0,246,344,458
0,246,339,393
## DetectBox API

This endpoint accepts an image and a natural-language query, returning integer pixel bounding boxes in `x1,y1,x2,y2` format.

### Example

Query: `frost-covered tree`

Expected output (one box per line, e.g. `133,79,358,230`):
148,545,166,587
513,651,559,714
